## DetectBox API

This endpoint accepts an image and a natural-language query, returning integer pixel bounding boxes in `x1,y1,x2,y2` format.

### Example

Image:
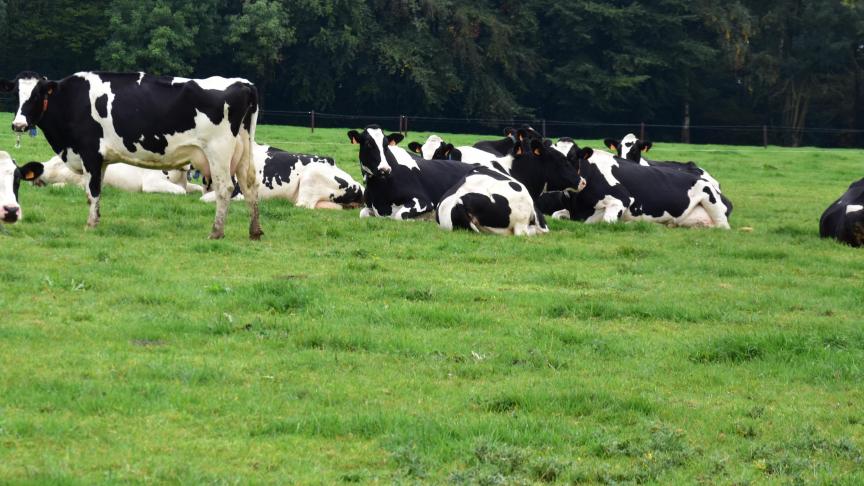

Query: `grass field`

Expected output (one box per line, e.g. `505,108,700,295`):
1,112,863,484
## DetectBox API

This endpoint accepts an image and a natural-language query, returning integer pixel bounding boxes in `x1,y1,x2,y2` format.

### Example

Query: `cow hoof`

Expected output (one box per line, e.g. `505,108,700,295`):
249,230,263,241
209,231,225,240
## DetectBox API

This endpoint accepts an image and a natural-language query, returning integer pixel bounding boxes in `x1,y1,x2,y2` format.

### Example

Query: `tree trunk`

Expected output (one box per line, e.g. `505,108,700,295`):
681,101,691,144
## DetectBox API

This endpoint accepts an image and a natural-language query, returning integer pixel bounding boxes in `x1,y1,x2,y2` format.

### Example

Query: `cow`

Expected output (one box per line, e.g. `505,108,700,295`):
437,164,546,236
820,178,864,247
408,134,516,170
543,139,731,228
34,156,203,194
348,125,477,220
200,143,364,209
602,133,731,215
0,71,261,239
0,151,43,224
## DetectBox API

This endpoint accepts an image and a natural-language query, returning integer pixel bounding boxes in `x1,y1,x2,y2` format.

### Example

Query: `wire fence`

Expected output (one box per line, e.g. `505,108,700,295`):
3,92,862,149
260,109,864,149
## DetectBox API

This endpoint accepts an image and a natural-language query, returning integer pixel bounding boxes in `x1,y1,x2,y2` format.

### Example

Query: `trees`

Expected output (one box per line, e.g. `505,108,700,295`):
0,0,861,146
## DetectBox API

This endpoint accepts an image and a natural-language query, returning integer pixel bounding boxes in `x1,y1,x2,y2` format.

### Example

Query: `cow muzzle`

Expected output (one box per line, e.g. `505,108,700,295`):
2,205,20,223
376,165,392,177
11,121,28,133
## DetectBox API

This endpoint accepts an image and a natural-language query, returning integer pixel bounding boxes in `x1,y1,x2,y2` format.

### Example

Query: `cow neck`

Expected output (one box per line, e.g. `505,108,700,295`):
509,156,545,199
35,90,70,156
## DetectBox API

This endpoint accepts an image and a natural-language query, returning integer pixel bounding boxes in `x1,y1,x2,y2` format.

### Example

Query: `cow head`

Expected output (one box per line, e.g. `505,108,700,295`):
348,125,404,178
604,133,652,161
509,136,589,197
408,135,443,160
4,72,57,133
0,151,44,224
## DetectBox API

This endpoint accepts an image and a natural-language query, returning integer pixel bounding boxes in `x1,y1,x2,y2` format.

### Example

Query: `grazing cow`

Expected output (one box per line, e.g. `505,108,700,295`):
35,156,203,194
437,164,546,236
0,151,43,224
0,71,261,239
348,125,477,220
200,143,364,209
820,178,864,247
544,139,731,228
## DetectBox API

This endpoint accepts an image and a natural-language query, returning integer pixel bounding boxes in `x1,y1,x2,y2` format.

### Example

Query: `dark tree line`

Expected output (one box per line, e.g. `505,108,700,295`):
1,0,862,146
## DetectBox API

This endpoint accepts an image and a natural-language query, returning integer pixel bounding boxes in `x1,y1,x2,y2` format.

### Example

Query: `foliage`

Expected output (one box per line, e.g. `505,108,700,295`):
0,0,863,142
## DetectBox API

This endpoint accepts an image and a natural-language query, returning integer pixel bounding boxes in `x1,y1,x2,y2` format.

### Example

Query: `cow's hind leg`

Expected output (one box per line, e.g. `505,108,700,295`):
233,134,263,240
205,147,235,240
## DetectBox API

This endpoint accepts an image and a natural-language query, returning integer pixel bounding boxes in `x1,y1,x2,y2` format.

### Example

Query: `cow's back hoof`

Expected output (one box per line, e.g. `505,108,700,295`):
209,230,225,240
249,230,263,241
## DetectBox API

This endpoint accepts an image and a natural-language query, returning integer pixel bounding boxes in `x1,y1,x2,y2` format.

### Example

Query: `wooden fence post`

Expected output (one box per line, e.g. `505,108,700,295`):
640,121,646,140
763,125,768,148
310,111,315,134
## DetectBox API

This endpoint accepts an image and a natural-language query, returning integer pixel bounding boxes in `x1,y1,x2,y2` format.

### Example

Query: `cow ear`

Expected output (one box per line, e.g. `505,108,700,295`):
408,142,422,154
530,139,544,157
443,144,455,157
578,147,594,160
503,127,516,138
513,142,524,157
387,133,404,146
0,79,15,92
42,80,58,95
604,138,618,152
640,141,653,152
347,130,361,144
18,161,45,181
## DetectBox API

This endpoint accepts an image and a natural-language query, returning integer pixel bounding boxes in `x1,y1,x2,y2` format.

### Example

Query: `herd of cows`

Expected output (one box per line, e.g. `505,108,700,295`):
1,71,862,246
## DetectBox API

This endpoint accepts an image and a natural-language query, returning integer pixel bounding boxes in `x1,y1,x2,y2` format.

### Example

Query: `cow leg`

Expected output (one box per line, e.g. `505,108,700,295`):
699,184,731,229
234,135,263,240
84,160,106,229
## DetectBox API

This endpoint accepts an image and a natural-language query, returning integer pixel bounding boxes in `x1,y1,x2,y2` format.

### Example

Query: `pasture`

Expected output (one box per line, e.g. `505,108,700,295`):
1,112,863,484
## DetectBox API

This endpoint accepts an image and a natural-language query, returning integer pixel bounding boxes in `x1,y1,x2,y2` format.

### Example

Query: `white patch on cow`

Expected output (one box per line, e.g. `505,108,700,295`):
137,72,145,85
171,76,252,91
552,140,575,156
389,145,420,171
847,205,864,214
365,127,393,174
585,150,622,187
420,135,444,159
456,147,513,171
0,152,21,219
619,133,649,165
37,155,192,194
437,172,539,236
12,78,39,129
585,195,628,224
392,197,432,220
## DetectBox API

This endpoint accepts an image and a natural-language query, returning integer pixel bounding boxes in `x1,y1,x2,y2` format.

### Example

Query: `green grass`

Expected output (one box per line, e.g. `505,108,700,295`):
1,112,863,484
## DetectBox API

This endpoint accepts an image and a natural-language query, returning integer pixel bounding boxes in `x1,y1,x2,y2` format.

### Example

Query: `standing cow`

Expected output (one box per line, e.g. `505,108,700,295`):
1,71,261,239
0,151,43,224
820,178,864,247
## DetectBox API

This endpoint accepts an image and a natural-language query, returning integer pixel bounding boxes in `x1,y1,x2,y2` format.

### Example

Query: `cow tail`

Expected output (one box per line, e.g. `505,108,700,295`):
246,84,259,143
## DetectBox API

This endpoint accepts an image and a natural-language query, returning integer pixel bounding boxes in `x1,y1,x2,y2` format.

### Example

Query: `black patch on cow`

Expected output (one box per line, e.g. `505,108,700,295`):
820,177,864,247
260,146,327,190
449,193,513,231
703,186,717,204
473,137,516,157
509,181,522,192
95,94,108,118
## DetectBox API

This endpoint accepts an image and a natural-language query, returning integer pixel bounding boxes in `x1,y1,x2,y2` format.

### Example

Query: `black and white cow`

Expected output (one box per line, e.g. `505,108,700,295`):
200,143,364,209
0,151,43,224
601,134,732,215
820,178,864,247
408,134,516,169
437,164,546,236
0,71,261,239
544,139,731,228
34,155,203,194
348,125,478,220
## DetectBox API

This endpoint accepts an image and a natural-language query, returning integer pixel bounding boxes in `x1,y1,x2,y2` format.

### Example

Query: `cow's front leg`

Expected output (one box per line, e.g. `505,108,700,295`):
83,158,106,229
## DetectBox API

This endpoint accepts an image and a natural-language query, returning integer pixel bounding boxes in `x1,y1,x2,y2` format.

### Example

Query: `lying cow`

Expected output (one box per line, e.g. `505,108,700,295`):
820,178,864,247
543,139,731,228
0,151,43,224
1,71,261,239
35,156,202,194
603,133,731,214
408,134,516,170
437,164,546,236
200,144,364,209
349,125,476,220
437,135,590,236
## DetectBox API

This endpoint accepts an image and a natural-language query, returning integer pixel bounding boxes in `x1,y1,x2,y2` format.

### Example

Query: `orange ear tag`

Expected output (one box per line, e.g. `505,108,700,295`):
43,98,49,111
